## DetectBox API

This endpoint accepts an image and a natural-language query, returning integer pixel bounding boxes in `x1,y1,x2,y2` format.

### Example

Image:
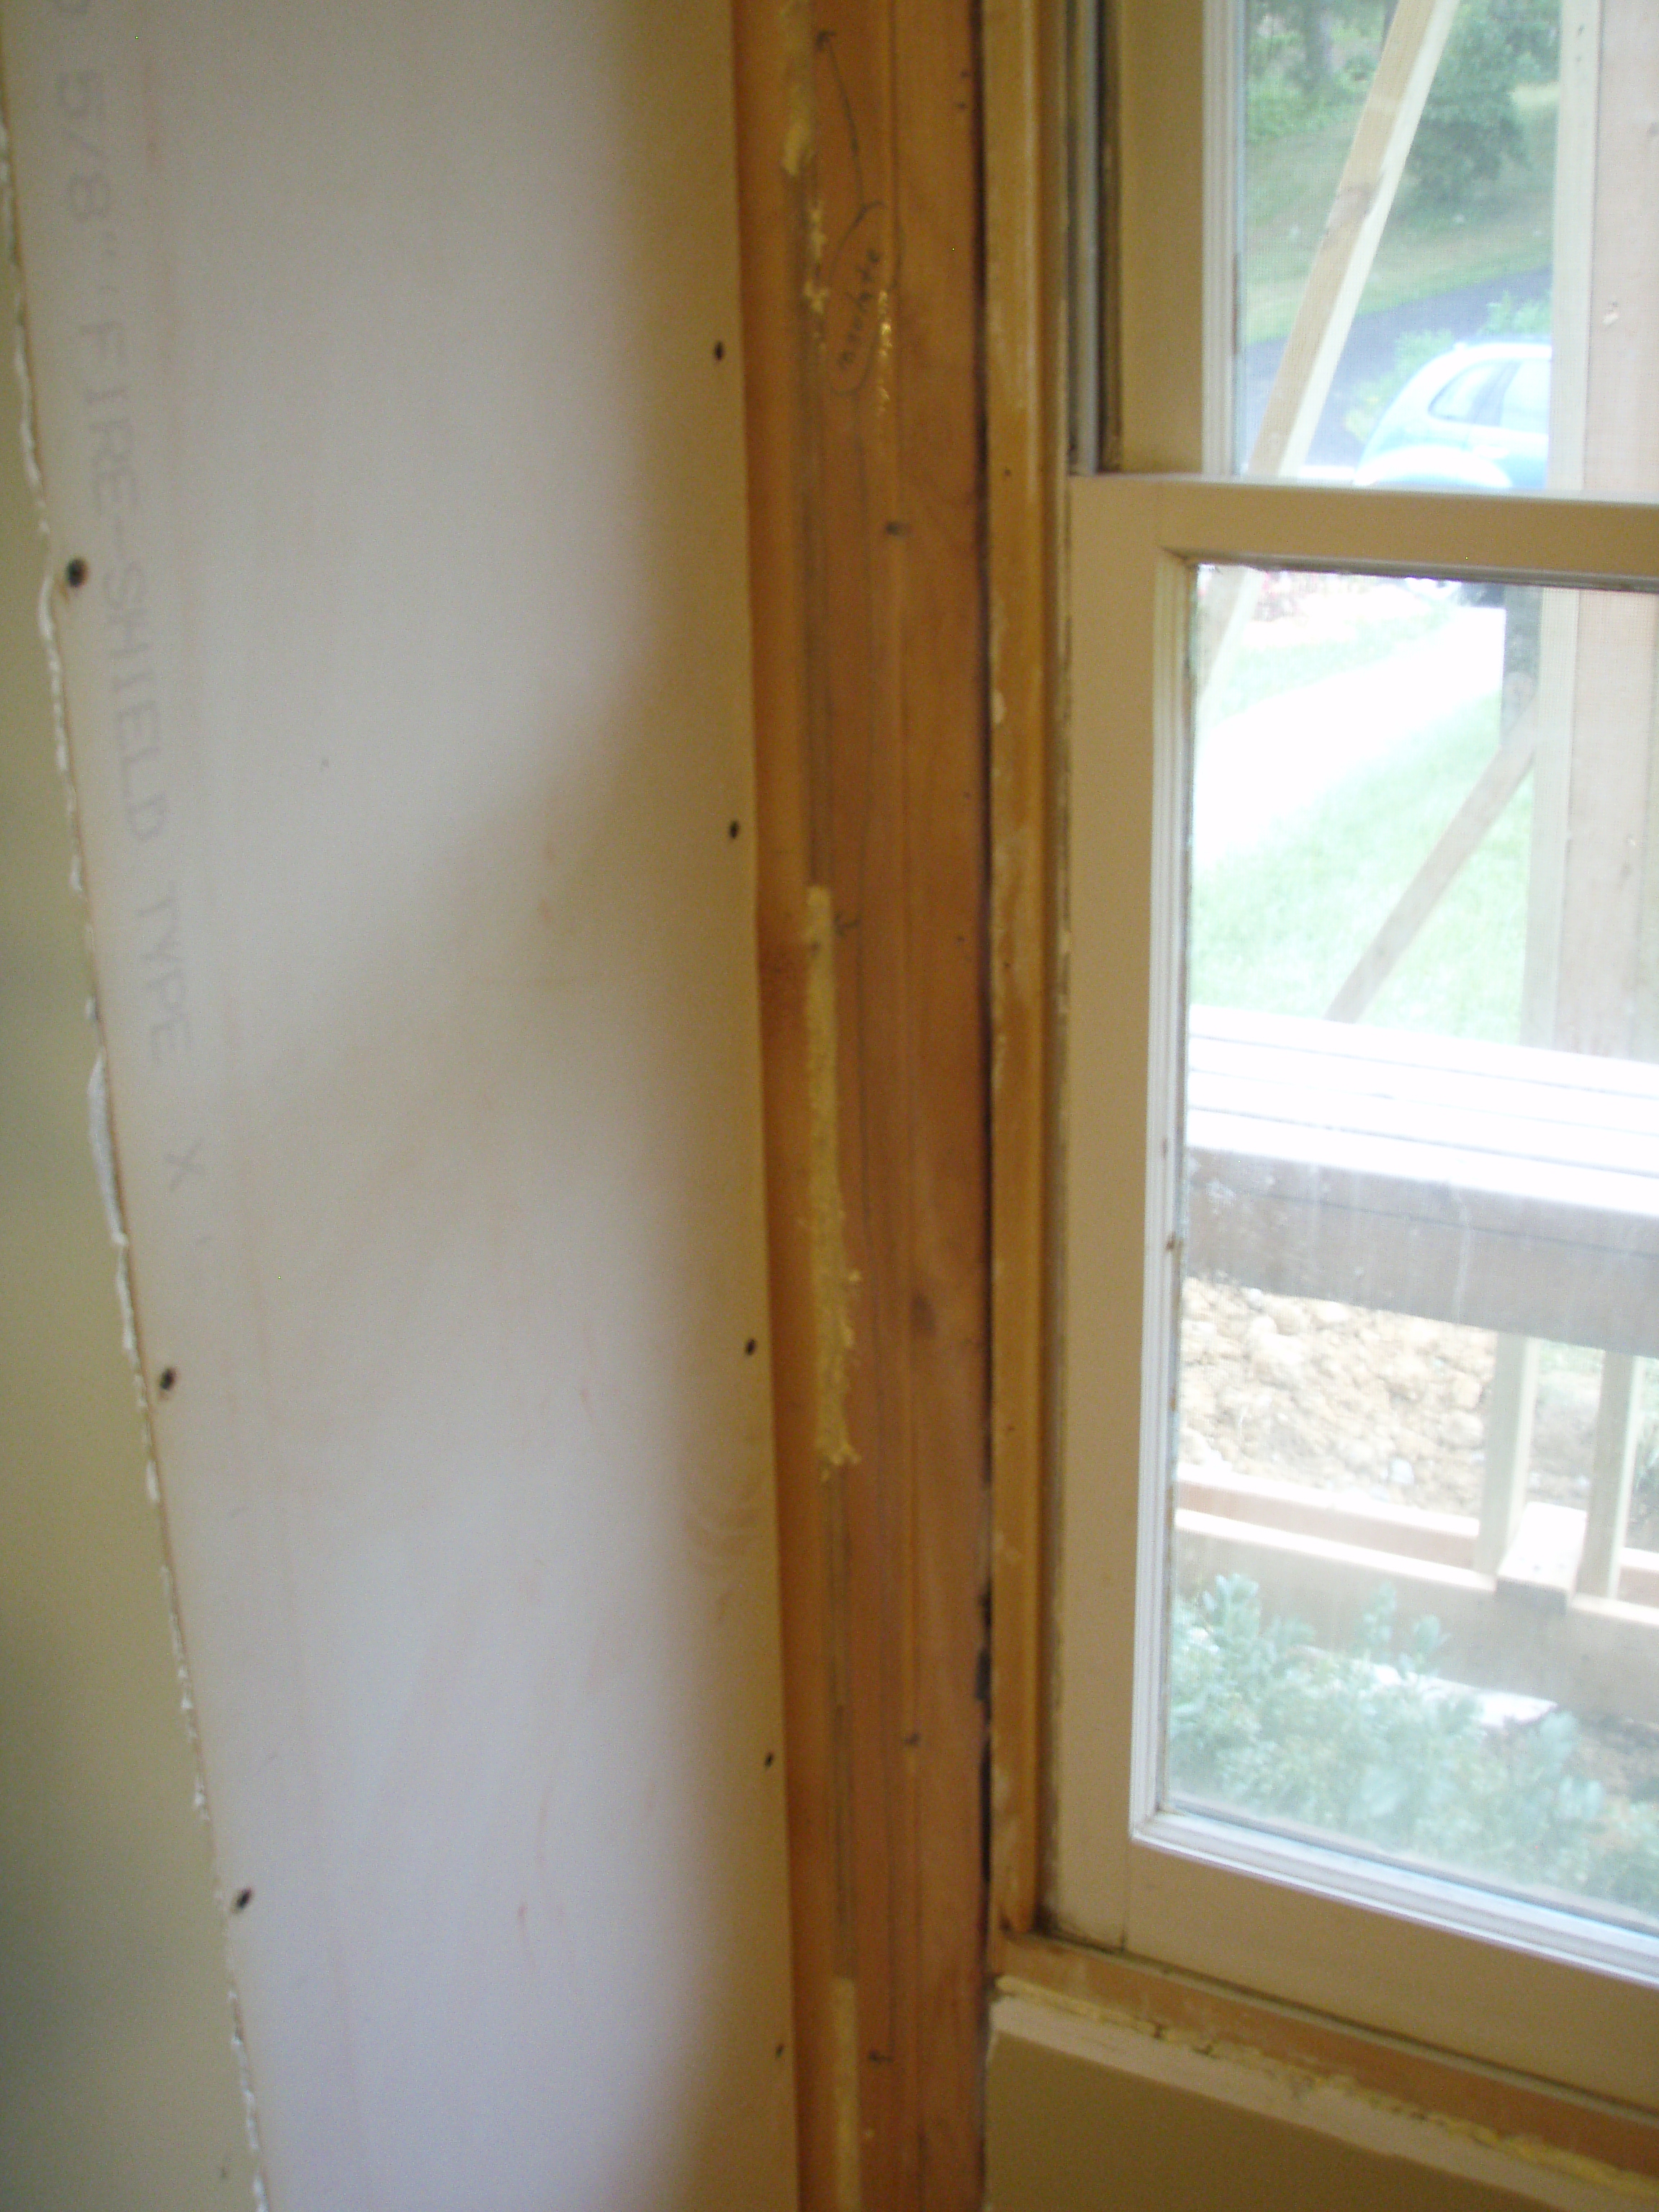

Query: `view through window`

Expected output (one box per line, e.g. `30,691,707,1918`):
1161,0,1658,1946
1174,565,1659,1933
1231,0,1565,490
1052,0,1659,2101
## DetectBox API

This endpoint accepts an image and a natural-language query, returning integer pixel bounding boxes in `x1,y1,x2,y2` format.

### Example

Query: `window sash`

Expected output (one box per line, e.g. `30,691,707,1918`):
1054,472,1659,2108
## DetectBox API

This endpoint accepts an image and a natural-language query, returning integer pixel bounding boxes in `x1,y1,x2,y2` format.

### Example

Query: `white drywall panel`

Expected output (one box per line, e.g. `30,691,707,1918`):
1,6,796,2207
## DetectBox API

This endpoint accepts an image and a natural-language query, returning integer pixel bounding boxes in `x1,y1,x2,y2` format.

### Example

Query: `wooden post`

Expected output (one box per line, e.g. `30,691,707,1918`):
1325,709,1537,1024
1577,1352,1645,1599
1325,589,1539,1024
734,0,990,2203
1483,0,1602,1558
1529,0,1659,1604
1475,1335,1542,1576
1547,96,1659,1048
1520,0,1601,1040
986,0,1060,1954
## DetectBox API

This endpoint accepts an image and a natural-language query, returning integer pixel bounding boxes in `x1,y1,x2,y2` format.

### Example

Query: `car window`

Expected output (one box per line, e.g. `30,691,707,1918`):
1500,359,1550,436
1427,363,1505,426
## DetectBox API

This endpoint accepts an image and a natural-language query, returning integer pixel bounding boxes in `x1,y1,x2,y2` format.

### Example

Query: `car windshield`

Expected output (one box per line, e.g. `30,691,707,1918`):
1501,358,1550,435
1427,362,1509,425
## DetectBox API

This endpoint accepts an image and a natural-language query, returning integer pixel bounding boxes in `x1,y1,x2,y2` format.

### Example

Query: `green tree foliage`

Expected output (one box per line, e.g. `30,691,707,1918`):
1282,0,1336,95
1342,325,1454,444
1169,1575,1659,1918
1407,0,1560,209
1246,2,1375,141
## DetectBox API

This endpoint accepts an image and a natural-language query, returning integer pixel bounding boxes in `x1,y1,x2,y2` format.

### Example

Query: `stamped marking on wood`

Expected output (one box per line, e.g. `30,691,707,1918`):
823,202,894,397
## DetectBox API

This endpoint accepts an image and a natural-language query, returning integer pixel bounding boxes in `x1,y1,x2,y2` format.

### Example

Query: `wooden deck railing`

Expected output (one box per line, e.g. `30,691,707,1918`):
1185,1004,1659,1600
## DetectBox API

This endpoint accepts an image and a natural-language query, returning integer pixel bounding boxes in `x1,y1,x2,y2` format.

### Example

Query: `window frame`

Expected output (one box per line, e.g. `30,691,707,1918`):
982,0,1659,2125
1053,474,1659,2108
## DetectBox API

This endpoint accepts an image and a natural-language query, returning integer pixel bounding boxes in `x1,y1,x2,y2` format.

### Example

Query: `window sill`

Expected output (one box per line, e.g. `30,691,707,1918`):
992,1929,1659,2189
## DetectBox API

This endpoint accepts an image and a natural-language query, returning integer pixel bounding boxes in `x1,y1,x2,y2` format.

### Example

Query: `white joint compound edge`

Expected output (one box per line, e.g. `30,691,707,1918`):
1,104,269,2212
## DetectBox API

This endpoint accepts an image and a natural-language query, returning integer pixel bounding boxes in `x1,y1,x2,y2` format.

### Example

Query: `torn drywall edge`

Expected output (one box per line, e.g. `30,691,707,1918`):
1,103,269,2212
86,1049,128,1250
160,1564,272,2212
9,198,80,905
992,1987,1659,2210
88,1050,171,1506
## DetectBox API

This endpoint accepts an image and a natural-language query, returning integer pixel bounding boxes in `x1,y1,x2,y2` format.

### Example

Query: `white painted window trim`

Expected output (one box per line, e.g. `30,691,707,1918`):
1052,471,1659,2109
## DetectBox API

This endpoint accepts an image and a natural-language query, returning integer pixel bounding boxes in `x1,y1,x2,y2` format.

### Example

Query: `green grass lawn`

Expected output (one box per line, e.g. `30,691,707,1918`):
1171,1574,1659,1924
1192,685,1530,1043
1245,86,1557,346
1202,595,1453,727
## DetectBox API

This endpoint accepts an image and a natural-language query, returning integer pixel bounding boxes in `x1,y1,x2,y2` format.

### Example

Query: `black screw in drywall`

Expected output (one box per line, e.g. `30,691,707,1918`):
64,556,89,589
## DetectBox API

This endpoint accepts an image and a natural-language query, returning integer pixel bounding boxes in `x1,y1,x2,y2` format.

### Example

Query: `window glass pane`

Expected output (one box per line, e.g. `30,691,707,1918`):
1425,362,1510,425
1501,355,1551,433
1233,1,1654,501
1173,562,1659,1932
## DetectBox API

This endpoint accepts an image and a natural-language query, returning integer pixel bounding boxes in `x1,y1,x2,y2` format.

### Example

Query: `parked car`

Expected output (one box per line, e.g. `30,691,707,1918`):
1356,340,1550,492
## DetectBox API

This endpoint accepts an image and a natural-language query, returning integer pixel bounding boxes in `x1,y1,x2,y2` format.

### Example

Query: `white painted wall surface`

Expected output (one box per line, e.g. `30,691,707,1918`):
1,6,796,2206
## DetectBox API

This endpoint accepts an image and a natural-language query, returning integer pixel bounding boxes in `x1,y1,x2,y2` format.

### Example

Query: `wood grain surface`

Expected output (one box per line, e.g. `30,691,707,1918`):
734,1,991,2203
